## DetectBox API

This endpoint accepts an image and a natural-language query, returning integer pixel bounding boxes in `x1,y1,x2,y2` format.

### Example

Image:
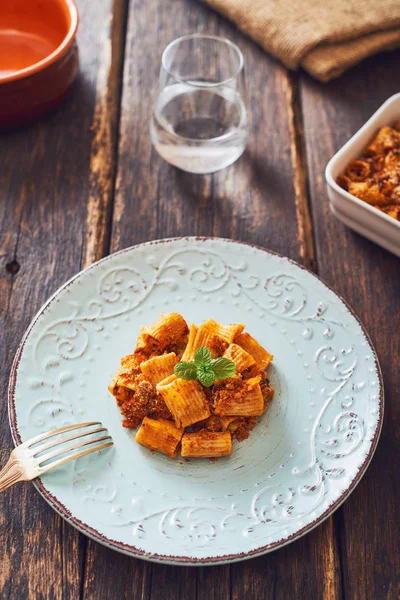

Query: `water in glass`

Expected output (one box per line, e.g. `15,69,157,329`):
151,35,248,174
151,82,247,174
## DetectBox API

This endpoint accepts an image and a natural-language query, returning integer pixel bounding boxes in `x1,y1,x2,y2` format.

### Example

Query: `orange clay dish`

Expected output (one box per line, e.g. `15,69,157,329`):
337,123,400,221
108,313,274,459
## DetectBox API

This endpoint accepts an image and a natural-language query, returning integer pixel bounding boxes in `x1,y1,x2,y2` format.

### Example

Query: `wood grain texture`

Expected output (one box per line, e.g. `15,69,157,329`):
111,0,302,260
231,518,342,600
2,0,399,596
284,72,316,271
196,565,231,600
300,50,400,600
82,0,129,268
81,542,152,600
0,0,125,597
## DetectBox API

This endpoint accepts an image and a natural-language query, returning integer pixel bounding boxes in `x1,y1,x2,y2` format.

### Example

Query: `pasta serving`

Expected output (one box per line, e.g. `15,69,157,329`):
108,313,274,459
337,123,400,221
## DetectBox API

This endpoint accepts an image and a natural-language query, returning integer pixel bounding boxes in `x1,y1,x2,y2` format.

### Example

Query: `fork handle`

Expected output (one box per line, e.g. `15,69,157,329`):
0,457,24,492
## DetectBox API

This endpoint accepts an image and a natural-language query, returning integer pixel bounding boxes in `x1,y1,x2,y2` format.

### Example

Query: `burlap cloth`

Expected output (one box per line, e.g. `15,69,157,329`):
201,0,400,81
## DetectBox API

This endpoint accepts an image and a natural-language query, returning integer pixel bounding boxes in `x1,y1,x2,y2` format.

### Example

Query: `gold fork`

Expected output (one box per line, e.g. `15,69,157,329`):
0,422,113,492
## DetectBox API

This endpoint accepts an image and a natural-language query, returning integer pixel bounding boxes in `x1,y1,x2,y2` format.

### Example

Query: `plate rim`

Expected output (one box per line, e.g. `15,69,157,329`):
8,236,384,565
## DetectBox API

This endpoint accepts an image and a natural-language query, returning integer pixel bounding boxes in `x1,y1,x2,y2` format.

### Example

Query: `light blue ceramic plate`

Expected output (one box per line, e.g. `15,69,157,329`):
8,238,383,565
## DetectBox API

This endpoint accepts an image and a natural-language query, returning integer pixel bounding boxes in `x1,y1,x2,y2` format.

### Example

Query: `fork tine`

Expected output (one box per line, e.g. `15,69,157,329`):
30,427,108,457
36,435,113,466
37,441,113,475
21,422,102,450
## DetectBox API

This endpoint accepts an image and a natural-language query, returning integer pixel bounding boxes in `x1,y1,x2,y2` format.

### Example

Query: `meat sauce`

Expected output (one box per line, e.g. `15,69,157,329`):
111,346,273,442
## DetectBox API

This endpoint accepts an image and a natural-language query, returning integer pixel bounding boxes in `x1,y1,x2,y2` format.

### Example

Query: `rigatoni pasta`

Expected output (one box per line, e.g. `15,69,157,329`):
140,352,178,386
135,417,184,457
185,323,223,358
144,312,189,350
109,313,275,459
234,332,274,369
180,324,198,361
156,376,210,428
223,343,256,373
200,319,244,344
214,376,264,416
181,431,232,458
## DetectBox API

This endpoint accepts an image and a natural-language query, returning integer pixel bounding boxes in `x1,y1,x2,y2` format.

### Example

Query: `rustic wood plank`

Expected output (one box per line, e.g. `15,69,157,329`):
300,50,400,600
111,0,302,261
231,519,341,600
196,565,231,600
87,0,343,598
82,543,152,600
145,564,197,600
82,0,129,268
284,72,316,271
0,0,125,597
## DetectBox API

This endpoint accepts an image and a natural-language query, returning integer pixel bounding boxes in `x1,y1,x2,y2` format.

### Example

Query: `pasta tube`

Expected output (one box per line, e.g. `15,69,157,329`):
181,430,232,457
234,332,273,370
140,352,178,386
135,417,184,457
145,313,189,349
214,377,264,416
223,343,256,372
180,324,198,361
200,319,244,344
156,376,210,428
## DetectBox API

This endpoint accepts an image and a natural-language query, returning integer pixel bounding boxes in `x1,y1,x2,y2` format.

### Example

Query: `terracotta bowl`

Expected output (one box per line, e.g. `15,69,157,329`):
0,0,79,130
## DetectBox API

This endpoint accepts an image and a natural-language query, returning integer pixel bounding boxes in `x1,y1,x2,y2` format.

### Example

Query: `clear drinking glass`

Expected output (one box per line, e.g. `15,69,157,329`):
150,34,248,174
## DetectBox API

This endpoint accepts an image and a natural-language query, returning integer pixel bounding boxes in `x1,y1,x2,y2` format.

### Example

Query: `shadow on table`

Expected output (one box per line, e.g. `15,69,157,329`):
173,149,288,208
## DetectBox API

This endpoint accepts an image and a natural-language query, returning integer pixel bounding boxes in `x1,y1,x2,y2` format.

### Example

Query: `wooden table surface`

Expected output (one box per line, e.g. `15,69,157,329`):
1,0,399,598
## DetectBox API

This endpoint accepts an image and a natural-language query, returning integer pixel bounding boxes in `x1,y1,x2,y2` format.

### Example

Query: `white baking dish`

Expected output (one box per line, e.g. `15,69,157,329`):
325,93,400,257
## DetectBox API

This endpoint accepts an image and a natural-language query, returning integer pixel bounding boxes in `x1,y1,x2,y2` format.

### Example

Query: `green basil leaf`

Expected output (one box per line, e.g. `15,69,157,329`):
174,361,198,380
194,346,212,367
211,357,236,380
197,367,215,387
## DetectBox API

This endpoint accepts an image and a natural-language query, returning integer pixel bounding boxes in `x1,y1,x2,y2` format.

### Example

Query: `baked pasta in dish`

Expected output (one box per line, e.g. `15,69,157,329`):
108,313,274,458
337,123,400,221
